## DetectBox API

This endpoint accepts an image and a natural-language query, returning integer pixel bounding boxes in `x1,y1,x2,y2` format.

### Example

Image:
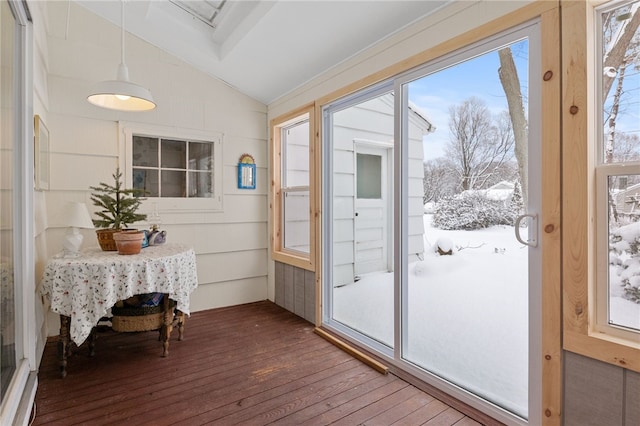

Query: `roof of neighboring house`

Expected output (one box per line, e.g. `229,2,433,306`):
379,93,435,134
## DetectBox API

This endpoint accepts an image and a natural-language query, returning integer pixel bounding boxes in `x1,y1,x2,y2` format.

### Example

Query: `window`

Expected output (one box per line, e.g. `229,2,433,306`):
595,0,640,341
282,119,310,254
271,105,315,270
123,125,222,211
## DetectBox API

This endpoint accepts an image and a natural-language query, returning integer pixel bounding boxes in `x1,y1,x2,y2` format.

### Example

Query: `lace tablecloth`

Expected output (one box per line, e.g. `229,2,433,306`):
41,243,198,345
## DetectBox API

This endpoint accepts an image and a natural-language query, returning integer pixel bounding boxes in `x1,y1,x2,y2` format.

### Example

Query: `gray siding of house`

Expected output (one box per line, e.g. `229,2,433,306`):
564,351,640,426
274,261,315,324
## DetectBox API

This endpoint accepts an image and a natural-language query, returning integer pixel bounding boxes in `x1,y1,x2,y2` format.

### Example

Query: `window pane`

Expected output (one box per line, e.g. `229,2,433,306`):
283,189,310,253
283,121,309,187
132,136,158,167
357,153,382,199
601,1,640,164
189,142,212,171
329,88,394,348
133,168,159,197
404,40,530,418
161,139,186,169
161,170,186,197
188,171,213,197
608,174,640,331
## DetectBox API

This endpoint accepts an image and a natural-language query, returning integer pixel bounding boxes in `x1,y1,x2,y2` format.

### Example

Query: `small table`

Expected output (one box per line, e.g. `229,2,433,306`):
41,243,198,377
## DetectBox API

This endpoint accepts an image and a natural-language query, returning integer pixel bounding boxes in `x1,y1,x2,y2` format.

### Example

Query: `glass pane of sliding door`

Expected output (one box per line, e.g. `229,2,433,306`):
400,26,538,422
324,83,395,351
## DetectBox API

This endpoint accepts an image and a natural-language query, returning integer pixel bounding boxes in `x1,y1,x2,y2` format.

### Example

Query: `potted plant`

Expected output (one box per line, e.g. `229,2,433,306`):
90,168,147,253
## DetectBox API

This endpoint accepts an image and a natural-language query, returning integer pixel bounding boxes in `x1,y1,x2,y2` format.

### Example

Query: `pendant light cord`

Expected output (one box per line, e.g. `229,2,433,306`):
120,0,125,66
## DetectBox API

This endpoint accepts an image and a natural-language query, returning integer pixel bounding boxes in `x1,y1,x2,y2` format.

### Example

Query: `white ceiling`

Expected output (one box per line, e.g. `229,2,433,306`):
77,0,450,104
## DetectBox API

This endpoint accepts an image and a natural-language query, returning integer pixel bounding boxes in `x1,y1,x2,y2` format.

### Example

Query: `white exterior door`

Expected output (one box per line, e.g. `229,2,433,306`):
354,144,390,276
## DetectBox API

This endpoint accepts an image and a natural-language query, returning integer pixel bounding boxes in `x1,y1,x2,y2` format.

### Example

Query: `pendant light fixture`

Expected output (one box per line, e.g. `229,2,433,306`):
87,0,156,111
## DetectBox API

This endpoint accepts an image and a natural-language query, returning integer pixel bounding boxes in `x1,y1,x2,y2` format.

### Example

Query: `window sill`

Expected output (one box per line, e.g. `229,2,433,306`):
272,250,314,272
564,329,640,373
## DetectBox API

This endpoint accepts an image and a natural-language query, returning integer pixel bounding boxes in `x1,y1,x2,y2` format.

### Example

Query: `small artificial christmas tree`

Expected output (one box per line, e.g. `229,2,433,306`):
90,168,147,230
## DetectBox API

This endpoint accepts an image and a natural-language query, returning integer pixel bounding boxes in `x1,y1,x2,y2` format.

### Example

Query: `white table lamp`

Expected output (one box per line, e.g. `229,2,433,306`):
60,202,94,257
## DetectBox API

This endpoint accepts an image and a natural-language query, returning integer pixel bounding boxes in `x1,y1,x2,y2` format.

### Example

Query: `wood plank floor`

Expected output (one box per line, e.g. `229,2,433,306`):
33,301,484,425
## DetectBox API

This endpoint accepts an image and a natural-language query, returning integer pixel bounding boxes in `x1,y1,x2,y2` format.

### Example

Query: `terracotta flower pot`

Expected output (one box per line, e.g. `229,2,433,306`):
113,230,145,255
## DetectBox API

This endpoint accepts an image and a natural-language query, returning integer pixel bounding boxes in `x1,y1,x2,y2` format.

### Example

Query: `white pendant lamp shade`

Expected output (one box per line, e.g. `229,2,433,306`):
87,64,156,111
87,0,156,112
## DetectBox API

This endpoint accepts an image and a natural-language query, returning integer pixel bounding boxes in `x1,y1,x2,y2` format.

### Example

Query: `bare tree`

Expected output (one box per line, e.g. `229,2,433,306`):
423,158,456,203
498,47,528,207
445,97,514,192
612,132,640,162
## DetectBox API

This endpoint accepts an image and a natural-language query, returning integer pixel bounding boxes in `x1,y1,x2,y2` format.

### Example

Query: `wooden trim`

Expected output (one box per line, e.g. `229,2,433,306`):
565,330,640,370
314,327,389,374
270,103,316,273
562,0,591,339
540,6,563,425
271,251,312,271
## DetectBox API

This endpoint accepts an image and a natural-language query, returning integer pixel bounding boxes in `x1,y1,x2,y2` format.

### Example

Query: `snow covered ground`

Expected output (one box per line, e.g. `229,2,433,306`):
334,214,640,418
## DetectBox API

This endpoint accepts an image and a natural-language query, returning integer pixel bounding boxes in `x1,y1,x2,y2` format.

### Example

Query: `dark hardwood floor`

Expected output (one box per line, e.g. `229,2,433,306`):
33,301,483,425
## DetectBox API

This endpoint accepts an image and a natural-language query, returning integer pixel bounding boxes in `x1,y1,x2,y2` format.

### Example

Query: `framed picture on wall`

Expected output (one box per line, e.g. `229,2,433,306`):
34,115,50,191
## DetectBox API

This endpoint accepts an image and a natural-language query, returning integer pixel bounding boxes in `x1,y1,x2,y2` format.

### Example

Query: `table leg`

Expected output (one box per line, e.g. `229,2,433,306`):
176,310,186,341
57,315,70,378
88,327,97,357
161,294,173,357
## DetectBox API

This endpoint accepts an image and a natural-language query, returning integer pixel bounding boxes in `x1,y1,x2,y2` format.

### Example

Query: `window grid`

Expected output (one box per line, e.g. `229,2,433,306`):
132,135,215,198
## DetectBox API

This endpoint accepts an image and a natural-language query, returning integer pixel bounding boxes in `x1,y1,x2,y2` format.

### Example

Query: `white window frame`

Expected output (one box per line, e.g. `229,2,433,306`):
593,0,640,342
120,122,223,213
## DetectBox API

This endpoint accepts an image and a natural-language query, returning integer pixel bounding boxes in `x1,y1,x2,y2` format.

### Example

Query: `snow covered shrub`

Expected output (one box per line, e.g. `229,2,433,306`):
435,237,453,255
610,220,640,304
510,180,524,215
432,191,516,230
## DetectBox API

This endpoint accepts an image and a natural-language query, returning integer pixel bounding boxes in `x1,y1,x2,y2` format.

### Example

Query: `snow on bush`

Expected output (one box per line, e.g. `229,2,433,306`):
432,191,516,231
610,220,640,304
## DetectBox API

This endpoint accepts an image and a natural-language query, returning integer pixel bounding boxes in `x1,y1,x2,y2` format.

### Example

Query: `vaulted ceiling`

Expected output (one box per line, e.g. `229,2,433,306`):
76,0,450,104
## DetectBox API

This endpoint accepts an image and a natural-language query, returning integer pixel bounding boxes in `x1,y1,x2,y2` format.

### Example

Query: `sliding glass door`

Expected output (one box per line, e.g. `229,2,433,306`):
324,21,541,424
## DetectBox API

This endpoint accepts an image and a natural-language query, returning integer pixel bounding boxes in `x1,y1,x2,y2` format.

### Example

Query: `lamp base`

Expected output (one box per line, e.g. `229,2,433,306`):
61,227,84,258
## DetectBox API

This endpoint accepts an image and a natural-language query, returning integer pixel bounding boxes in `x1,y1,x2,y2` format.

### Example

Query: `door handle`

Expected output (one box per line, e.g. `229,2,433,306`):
514,213,538,247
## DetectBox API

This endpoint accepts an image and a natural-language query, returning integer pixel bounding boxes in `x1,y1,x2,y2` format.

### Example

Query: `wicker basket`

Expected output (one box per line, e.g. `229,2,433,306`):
96,229,119,251
111,301,175,333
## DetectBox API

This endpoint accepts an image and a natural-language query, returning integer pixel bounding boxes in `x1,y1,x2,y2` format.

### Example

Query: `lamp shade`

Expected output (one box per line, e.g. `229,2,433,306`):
87,81,156,111
87,62,155,111
60,202,94,229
